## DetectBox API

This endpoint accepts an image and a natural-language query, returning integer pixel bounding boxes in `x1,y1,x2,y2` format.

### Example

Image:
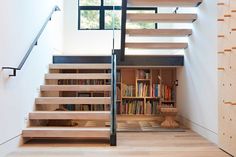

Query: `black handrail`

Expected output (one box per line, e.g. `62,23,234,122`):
120,0,127,61
2,6,60,77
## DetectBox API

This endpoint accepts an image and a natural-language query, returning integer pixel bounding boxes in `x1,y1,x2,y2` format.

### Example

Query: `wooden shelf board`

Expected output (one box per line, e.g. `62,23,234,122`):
137,79,151,81
117,115,162,121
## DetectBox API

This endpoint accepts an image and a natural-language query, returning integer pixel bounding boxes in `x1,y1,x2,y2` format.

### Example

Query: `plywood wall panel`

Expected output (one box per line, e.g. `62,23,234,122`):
218,0,236,156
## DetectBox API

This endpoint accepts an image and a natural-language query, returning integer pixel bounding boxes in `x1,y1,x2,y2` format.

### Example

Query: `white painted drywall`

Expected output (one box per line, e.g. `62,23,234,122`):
0,0,63,156
176,0,218,144
63,0,119,55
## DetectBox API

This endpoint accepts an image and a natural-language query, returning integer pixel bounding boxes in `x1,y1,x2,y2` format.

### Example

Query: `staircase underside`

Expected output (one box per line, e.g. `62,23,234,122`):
53,55,184,67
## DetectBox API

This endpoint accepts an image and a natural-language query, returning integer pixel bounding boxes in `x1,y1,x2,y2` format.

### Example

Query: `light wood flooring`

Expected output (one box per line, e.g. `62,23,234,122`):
6,130,230,157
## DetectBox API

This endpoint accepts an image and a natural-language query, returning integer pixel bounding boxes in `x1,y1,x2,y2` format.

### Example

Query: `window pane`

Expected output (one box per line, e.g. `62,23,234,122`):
80,0,101,6
105,10,121,29
126,10,156,29
104,0,121,6
80,10,100,29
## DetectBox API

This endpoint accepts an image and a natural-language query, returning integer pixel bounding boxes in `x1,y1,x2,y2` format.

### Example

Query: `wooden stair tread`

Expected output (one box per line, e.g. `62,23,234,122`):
22,127,110,138
127,13,197,23
125,42,188,49
128,0,202,7
49,64,111,70
40,85,112,92
29,111,110,120
45,73,111,80
35,97,111,105
126,29,192,37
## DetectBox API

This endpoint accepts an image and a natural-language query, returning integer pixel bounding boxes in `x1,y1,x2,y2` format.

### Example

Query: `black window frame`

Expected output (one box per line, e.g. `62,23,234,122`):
78,0,158,30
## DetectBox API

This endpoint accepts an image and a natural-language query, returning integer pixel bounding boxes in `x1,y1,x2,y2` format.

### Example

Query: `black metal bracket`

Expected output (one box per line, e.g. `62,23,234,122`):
2,67,18,77
174,7,179,14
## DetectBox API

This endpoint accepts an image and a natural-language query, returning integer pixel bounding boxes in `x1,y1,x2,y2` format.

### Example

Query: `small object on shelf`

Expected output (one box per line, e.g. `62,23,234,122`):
160,107,179,128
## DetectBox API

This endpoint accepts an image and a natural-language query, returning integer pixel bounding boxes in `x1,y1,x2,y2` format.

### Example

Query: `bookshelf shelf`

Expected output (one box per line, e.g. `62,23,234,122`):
117,67,177,117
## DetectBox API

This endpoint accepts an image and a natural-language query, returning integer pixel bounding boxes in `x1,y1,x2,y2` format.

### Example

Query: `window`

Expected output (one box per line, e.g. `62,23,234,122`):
78,0,158,30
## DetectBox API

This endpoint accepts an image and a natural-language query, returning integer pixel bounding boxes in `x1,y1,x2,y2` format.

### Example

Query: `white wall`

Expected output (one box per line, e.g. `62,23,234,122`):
176,0,218,144
63,0,119,55
0,0,63,156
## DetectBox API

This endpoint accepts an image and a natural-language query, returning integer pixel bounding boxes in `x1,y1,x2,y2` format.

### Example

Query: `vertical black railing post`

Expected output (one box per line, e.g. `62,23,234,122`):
120,0,127,61
110,51,117,146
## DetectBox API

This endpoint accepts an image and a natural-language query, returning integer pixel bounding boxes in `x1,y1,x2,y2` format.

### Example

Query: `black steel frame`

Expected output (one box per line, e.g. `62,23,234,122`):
78,0,158,30
2,6,60,77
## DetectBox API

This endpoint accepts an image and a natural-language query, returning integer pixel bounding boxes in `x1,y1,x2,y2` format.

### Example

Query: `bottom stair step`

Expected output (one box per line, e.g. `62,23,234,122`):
22,127,110,138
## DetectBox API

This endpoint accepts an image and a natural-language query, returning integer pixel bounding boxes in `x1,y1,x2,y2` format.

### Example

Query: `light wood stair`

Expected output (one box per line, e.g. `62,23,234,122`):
40,85,111,92
126,29,192,37
126,42,188,49
127,13,197,23
29,111,110,120
122,0,202,53
22,63,114,144
35,97,111,105
127,0,202,7
22,127,110,138
45,73,111,80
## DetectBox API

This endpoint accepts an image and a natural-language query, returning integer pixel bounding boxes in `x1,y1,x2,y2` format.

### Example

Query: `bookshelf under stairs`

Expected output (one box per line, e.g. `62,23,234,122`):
116,68,176,120
22,63,116,145
121,0,202,57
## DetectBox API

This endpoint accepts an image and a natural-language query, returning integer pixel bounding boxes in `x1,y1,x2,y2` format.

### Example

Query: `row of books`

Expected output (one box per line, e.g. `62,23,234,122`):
118,100,160,115
122,84,135,97
146,101,160,115
63,104,110,111
152,84,161,97
137,82,150,97
162,85,174,101
119,100,144,115
58,80,105,85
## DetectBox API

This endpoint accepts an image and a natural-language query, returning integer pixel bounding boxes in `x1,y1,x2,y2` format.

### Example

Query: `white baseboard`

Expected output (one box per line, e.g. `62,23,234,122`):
179,115,218,145
0,135,22,157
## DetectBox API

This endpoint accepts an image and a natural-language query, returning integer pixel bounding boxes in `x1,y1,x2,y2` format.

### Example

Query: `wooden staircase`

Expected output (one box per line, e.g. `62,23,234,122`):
22,63,115,145
122,0,202,53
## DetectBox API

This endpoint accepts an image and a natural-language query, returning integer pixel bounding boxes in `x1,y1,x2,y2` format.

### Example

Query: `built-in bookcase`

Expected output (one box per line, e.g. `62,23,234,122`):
116,67,176,117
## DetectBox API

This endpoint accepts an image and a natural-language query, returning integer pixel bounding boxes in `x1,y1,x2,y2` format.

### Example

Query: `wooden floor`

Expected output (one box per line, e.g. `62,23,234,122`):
6,130,230,157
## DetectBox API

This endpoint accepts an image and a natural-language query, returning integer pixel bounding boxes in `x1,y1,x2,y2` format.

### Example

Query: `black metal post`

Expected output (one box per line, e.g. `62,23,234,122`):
120,0,127,61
